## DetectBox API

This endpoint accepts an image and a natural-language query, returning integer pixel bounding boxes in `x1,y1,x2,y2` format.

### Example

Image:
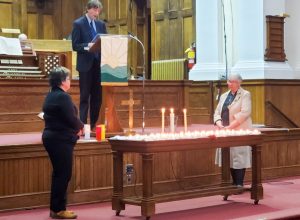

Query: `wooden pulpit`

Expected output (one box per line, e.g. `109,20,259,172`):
93,34,130,135
88,35,101,53
99,83,127,135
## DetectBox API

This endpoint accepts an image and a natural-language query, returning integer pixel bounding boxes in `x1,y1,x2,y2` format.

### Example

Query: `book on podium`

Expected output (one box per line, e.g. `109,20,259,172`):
88,34,101,53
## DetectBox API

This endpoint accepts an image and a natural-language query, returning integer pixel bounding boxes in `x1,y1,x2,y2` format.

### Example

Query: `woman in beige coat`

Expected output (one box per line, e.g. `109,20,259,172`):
214,73,252,187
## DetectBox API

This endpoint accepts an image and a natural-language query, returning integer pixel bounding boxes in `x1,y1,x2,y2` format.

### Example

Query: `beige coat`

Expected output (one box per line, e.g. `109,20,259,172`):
214,87,252,169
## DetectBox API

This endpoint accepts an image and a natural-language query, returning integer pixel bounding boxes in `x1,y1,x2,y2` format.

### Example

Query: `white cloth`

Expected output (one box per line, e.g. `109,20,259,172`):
214,87,252,169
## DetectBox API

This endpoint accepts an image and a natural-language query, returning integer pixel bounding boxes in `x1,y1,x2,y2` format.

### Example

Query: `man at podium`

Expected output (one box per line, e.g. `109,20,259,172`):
72,0,107,130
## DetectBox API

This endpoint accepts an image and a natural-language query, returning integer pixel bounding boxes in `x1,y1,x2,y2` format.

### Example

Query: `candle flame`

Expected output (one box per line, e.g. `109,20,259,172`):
170,108,174,114
112,129,262,141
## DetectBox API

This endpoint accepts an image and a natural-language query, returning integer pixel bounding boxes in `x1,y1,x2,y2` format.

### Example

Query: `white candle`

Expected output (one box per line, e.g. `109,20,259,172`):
183,108,187,133
84,124,91,140
161,108,165,133
170,108,175,133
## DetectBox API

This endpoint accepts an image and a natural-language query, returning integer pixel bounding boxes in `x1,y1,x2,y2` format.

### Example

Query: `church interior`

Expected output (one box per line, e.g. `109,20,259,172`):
1,0,300,219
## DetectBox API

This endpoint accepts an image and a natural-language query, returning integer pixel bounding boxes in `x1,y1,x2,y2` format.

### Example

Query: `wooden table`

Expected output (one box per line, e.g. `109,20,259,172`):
109,134,263,219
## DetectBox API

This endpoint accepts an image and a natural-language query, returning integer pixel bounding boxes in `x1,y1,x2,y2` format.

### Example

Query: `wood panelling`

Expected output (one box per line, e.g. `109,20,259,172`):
0,0,81,39
1,79,300,133
0,0,151,78
151,0,195,60
102,0,149,77
189,82,213,124
1,129,300,210
0,1,13,30
102,80,194,128
27,13,38,39
265,80,300,127
0,79,80,133
43,15,54,39
0,157,51,196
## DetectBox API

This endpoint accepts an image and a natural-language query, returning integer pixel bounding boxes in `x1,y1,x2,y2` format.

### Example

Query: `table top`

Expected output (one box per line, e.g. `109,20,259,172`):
109,134,263,153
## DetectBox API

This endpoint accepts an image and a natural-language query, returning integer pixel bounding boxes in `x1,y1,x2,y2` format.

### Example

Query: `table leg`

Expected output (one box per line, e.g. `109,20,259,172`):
251,145,263,205
112,151,125,215
221,147,231,200
221,148,231,186
141,153,155,218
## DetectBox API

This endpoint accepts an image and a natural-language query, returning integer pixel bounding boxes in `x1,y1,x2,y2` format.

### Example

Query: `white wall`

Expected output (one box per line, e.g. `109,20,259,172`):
263,0,286,48
285,0,300,78
264,0,285,16
190,0,297,81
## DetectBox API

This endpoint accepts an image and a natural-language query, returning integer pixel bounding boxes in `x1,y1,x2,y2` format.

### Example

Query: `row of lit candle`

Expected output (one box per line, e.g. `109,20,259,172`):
161,108,187,133
111,129,261,142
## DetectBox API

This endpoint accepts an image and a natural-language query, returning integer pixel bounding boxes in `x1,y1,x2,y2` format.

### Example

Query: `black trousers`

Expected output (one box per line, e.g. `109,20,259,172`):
79,58,102,129
43,138,75,212
230,168,246,186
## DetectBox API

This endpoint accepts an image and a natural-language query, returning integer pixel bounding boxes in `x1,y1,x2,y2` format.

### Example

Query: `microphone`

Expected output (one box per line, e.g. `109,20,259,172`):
126,31,146,133
128,31,137,39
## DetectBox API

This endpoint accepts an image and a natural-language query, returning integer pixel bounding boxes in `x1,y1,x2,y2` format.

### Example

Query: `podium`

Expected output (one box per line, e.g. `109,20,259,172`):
99,83,127,135
90,34,130,135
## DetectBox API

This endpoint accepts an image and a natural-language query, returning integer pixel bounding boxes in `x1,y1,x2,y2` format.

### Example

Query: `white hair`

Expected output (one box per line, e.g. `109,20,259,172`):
228,73,242,82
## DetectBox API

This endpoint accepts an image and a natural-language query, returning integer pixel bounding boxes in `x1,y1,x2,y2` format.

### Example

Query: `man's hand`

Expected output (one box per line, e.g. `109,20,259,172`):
88,43,94,48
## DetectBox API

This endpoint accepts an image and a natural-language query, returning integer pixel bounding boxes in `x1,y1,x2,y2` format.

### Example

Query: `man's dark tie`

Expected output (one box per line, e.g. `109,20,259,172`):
89,21,99,59
90,21,97,39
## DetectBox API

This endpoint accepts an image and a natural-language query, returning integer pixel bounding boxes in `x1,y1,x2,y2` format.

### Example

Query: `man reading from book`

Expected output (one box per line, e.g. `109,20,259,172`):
72,0,107,131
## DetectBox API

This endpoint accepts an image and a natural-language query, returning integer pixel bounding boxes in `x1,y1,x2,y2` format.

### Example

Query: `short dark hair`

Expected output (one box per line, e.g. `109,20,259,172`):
86,0,103,9
49,66,70,88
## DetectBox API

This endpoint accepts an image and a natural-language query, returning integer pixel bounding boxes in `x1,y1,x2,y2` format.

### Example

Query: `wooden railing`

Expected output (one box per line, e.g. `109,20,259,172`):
265,101,299,128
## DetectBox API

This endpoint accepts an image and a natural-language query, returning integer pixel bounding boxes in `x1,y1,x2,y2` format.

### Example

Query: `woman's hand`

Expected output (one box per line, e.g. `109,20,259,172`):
77,129,83,137
225,120,240,130
216,120,225,129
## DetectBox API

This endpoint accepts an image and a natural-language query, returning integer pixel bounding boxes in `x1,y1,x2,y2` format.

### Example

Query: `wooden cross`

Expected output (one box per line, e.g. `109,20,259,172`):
121,89,141,134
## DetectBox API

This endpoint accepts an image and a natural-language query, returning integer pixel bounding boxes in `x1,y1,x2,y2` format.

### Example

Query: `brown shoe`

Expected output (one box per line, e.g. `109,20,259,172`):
50,210,77,219
50,210,74,216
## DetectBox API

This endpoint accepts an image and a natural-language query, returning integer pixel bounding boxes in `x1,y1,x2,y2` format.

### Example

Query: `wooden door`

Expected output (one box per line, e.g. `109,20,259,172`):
0,0,27,38
151,0,195,60
102,0,150,78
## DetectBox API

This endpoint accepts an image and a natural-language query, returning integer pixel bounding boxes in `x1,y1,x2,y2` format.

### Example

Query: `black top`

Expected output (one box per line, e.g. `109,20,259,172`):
42,86,84,143
221,91,237,126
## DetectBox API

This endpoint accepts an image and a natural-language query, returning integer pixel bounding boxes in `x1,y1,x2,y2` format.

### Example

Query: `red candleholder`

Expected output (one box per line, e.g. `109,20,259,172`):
96,125,102,141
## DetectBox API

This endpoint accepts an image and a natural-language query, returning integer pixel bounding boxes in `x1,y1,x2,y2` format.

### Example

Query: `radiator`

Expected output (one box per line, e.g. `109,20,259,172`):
151,58,187,80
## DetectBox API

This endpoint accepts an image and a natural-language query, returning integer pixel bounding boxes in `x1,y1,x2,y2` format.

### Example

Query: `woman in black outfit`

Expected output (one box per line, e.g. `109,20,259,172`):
42,67,83,219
